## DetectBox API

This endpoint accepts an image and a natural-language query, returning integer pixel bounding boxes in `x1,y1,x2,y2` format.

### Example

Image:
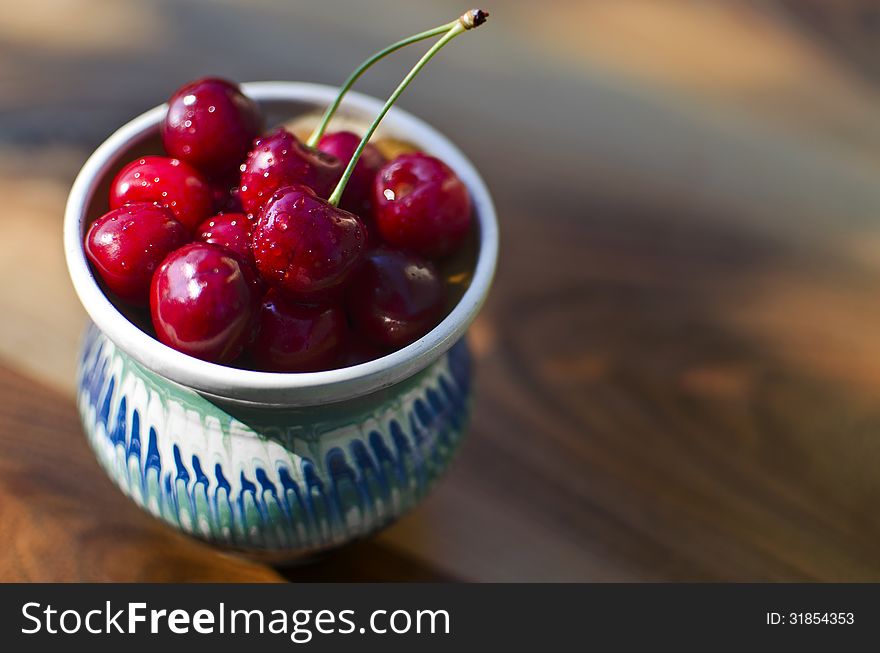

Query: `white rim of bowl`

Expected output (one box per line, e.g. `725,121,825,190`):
64,82,498,407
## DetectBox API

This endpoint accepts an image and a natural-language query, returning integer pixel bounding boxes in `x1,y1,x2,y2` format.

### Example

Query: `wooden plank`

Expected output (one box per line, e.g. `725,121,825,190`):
0,364,282,582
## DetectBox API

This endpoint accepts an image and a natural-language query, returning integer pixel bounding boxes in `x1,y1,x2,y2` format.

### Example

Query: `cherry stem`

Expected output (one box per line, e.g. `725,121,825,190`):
305,20,458,148
327,9,488,207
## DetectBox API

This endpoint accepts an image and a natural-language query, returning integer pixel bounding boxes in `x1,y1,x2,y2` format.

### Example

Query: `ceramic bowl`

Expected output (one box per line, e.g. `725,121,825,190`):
63,82,498,555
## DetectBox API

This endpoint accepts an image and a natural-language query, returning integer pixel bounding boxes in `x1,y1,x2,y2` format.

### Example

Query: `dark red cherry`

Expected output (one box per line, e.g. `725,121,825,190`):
373,152,471,258
195,211,264,299
162,77,263,178
317,131,385,217
110,156,213,231
251,290,347,372
196,212,252,263
85,203,189,305
239,128,342,216
346,247,446,348
337,334,385,368
194,212,264,295
251,184,367,299
150,243,255,363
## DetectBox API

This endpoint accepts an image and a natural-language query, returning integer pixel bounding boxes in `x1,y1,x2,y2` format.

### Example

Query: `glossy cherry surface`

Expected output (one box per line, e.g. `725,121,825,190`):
373,152,471,258
150,243,256,363
196,212,252,263
162,77,263,178
85,203,189,305
239,128,342,216
251,184,367,299
110,156,214,231
346,247,445,348
317,130,385,217
251,290,347,372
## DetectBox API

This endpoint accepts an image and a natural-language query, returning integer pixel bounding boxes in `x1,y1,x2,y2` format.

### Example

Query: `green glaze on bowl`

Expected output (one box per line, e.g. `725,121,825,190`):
77,324,472,552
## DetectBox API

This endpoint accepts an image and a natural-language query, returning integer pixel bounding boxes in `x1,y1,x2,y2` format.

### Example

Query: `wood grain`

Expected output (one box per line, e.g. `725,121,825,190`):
3,0,880,581
0,365,281,582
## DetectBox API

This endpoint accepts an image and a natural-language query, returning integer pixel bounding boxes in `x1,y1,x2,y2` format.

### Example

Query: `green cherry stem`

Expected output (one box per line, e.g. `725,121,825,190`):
305,21,459,148
327,9,488,207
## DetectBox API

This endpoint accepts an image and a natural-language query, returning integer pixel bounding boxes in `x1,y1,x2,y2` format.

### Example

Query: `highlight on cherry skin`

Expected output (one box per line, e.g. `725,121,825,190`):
374,152,472,259
250,184,367,300
239,128,342,216
109,155,214,231
150,243,257,364
196,212,253,265
163,77,264,179
85,202,189,305
83,9,488,369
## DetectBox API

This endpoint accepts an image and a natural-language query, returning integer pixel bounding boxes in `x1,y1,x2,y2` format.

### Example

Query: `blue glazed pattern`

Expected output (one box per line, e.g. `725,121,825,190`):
76,324,472,553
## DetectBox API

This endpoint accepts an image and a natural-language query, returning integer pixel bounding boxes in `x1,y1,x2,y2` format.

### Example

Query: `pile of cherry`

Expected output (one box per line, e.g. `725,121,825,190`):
85,77,472,371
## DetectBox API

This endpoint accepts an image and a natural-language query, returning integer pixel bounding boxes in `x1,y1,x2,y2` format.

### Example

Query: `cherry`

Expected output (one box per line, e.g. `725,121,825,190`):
373,153,471,258
196,212,252,264
162,77,263,178
110,156,213,231
251,184,366,299
194,212,264,296
85,203,189,305
317,131,385,217
150,243,256,363
251,290,347,372
337,333,385,368
239,129,342,216
346,247,445,348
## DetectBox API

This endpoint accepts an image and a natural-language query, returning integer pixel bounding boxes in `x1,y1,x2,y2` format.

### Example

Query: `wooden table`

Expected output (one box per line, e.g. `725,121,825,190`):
4,0,880,581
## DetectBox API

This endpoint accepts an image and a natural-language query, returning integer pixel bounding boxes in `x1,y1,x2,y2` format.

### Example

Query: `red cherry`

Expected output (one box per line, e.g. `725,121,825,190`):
373,152,471,258
337,333,385,368
150,243,256,363
162,78,263,178
85,203,189,305
239,128,342,216
110,156,213,231
196,212,252,263
346,247,446,349
251,184,367,299
195,212,265,300
251,290,347,372
317,131,385,217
